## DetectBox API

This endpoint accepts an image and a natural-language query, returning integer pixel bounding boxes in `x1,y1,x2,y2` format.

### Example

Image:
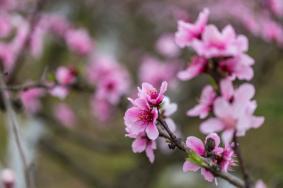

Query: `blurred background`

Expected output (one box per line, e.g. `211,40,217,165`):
0,0,283,187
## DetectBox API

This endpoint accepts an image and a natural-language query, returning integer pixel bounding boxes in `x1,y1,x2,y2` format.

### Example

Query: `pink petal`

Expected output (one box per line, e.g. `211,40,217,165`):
222,130,234,145
145,146,155,163
213,98,233,119
132,138,147,153
200,118,225,134
186,136,205,155
159,81,168,94
220,78,234,100
145,123,159,140
201,168,214,182
182,161,200,172
205,133,221,147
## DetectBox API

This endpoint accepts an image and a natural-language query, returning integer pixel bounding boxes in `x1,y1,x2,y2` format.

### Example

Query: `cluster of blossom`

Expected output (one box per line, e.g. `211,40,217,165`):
87,55,130,122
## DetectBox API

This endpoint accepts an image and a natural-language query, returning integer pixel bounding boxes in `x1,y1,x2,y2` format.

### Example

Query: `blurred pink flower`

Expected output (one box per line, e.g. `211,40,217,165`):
54,103,77,128
160,96,177,132
139,56,178,87
177,56,207,81
0,15,11,38
20,88,45,114
187,85,216,119
91,95,112,122
175,8,209,48
193,25,248,58
65,28,93,56
255,180,267,188
155,33,180,58
49,86,69,100
267,0,283,17
55,66,77,85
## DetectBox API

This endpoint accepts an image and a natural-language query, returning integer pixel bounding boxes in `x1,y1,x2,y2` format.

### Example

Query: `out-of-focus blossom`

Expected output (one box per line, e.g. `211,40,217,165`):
183,133,234,182
155,33,180,58
0,0,16,11
187,85,216,119
65,28,93,56
55,66,77,85
139,56,178,88
0,44,15,73
1,168,15,188
138,81,167,107
255,180,267,188
177,56,207,81
54,103,77,128
124,98,158,140
201,80,264,143
128,132,157,163
91,95,112,122
175,8,209,48
193,25,248,58
45,15,70,37
160,96,177,132
267,0,283,17
49,86,69,100
20,87,45,114
261,19,283,46
0,15,11,38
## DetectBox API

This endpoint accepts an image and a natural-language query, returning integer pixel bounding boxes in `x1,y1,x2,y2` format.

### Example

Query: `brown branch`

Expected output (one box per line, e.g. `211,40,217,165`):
233,131,252,188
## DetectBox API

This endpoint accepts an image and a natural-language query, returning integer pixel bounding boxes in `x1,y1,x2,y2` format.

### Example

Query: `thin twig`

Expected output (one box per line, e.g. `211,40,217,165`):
233,131,252,188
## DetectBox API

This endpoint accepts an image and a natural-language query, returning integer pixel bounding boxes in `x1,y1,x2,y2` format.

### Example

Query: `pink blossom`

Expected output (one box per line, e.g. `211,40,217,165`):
54,103,77,128
177,56,207,81
193,25,248,58
128,132,157,163
175,8,209,48
91,95,112,122
0,44,15,73
138,81,167,107
55,66,77,85
155,33,180,58
261,19,283,46
1,168,15,188
255,180,267,188
267,0,283,17
0,15,11,38
29,20,47,58
201,80,264,143
219,54,254,81
187,85,216,119
20,88,45,114
49,86,69,100
139,56,178,87
124,98,159,140
219,145,235,172
45,15,70,37
65,28,93,56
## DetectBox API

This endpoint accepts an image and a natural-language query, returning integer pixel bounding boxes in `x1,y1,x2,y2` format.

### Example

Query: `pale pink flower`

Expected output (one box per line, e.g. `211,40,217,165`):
46,15,70,37
267,0,283,17
160,96,177,132
187,85,216,119
0,15,11,38
193,25,248,58
139,56,178,87
1,168,15,188
55,66,77,85
255,180,267,188
175,8,209,48
54,103,77,128
261,19,283,46
65,28,93,56
29,20,47,58
91,95,112,122
219,54,254,81
49,86,69,100
20,88,45,114
201,81,264,143
124,98,159,140
128,132,157,163
138,81,167,106
155,33,180,58
219,145,235,172
177,56,207,81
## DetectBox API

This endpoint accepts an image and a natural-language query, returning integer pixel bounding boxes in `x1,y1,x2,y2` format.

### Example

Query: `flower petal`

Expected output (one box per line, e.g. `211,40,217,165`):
186,136,205,155
183,161,200,172
146,123,159,140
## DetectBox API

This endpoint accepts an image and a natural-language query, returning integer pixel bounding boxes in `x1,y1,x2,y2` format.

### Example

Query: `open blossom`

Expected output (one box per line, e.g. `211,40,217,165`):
183,133,234,182
138,81,167,106
175,8,209,48
54,103,77,128
65,28,93,56
155,33,180,58
193,25,248,58
139,56,179,88
128,132,157,163
20,88,45,114
187,85,216,119
177,56,207,81
124,98,159,140
201,79,264,143
55,66,77,85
